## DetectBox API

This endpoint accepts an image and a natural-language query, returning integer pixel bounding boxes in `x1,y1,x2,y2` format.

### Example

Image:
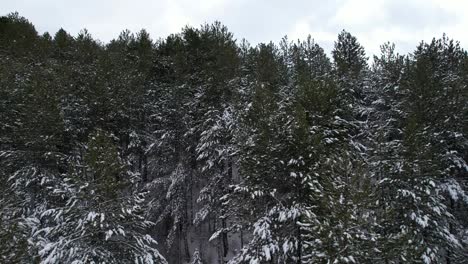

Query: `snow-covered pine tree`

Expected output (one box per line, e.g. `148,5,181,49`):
300,32,376,263
227,42,307,263
31,129,166,263
370,42,409,262
0,34,69,262
190,23,242,261
389,36,467,263
145,27,200,261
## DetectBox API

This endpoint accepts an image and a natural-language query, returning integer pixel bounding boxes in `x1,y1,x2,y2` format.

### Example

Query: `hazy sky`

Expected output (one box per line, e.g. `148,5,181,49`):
3,0,467,56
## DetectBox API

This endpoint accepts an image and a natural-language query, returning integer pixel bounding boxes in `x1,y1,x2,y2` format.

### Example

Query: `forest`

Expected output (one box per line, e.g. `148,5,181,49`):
0,12,467,264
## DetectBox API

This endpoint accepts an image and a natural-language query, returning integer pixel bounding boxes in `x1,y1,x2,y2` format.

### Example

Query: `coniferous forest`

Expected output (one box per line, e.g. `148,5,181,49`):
1,12,468,264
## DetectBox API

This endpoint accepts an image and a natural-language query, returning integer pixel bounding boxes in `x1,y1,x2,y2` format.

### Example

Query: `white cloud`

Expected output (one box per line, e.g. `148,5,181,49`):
332,0,387,26
288,17,337,54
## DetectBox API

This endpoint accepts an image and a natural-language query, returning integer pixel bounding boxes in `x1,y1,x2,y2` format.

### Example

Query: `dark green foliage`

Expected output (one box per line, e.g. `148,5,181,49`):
0,12,467,264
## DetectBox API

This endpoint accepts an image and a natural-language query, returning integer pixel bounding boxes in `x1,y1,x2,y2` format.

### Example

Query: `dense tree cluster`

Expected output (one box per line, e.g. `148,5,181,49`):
1,13,467,263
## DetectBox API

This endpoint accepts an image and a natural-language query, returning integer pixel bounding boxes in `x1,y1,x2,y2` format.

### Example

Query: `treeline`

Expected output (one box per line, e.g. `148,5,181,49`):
0,12,467,263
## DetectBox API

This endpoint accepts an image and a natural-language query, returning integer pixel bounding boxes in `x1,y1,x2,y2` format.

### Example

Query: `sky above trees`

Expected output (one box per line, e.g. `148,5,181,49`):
3,0,467,56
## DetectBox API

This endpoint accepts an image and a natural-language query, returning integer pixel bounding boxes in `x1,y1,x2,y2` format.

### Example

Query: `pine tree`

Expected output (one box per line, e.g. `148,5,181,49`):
31,130,166,263
302,30,376,263
370,42,408,262
395,36,467,263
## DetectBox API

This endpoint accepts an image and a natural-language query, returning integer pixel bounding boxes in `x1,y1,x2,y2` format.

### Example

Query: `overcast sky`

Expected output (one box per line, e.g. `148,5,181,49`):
3,0,467,57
